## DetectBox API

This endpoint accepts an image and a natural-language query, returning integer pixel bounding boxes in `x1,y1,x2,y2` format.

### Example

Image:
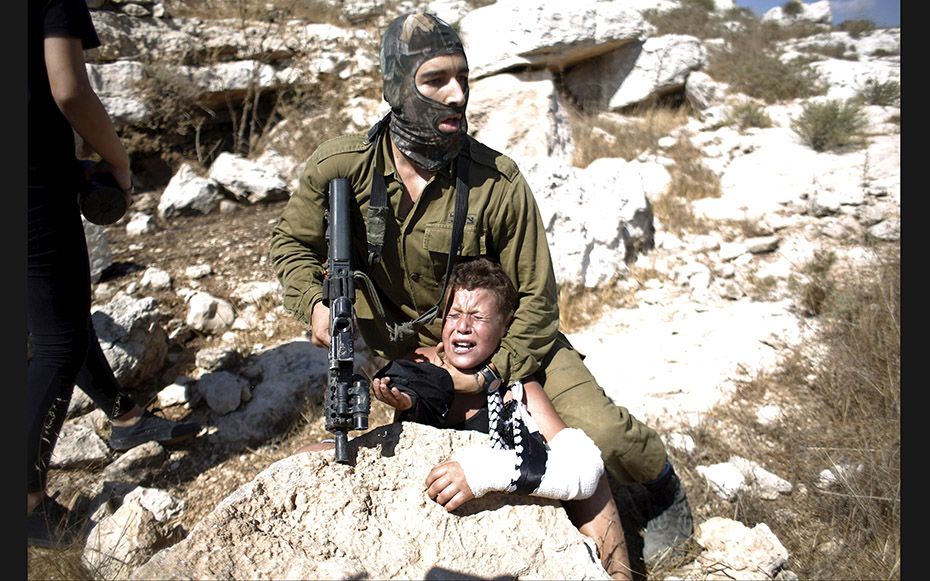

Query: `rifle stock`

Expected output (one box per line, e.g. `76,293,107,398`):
323,178,370,463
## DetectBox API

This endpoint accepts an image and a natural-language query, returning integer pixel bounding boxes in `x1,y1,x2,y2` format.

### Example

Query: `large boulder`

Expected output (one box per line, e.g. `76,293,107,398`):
132,422,610,580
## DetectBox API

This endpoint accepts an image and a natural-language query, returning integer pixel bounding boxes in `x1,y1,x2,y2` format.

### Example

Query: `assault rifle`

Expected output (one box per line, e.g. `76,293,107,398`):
322,178,370,463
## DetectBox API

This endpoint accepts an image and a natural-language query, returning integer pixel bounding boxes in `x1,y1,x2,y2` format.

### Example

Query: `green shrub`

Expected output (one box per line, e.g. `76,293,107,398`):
724,101,773,130
870,47,899,57
856,79,900,107
782,0,803,17
791,99,869,152
771,19,832,40
802,42,858,61
837,18,877,38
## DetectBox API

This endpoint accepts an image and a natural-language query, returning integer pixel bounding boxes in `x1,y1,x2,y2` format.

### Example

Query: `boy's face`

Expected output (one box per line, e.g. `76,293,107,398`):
441,287,507,371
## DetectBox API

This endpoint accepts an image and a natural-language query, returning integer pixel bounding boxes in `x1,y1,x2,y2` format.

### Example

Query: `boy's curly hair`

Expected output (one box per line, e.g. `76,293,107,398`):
445,257,519,323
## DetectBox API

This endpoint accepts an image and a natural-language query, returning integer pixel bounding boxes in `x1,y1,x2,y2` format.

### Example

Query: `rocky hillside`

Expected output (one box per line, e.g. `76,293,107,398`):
29,1,900,579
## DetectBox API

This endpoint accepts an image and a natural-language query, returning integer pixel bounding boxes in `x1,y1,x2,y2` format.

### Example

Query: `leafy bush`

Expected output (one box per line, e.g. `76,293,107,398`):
724,101,773,130
791,99,869,152
856,79,901,107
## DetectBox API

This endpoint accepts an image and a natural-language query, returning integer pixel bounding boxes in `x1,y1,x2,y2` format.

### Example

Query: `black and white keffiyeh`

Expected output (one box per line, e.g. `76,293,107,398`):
487,380,549,494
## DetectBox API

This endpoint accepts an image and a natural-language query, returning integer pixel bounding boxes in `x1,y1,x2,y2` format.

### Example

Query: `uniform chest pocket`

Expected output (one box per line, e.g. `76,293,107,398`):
423,222,487,258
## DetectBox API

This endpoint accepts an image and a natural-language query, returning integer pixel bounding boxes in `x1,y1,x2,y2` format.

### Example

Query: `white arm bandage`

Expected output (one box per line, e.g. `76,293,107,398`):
451,427,604,501
451,445,517,499
531,427,604,500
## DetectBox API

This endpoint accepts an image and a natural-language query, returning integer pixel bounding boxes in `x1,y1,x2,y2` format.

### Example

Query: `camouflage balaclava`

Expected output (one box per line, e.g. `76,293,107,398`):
380,12,469,172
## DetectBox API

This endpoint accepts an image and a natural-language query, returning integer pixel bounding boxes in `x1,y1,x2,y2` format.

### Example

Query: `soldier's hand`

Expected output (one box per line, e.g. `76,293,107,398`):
436,343,484,395
409,345,440,365
310,301,331,348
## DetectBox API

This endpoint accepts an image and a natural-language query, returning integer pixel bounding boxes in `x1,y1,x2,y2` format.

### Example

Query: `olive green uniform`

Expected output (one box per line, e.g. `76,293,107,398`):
270,125,668,484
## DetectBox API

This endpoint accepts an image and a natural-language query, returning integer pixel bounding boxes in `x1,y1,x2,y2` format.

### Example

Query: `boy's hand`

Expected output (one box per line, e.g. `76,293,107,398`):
371,377,413,410
425,460,475,511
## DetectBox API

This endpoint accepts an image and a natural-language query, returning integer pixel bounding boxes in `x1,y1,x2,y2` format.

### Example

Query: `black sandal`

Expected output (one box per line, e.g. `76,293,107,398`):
109,411,201,451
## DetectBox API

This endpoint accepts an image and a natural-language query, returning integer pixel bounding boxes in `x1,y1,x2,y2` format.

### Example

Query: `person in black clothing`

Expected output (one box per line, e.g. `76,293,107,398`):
27,0,200,548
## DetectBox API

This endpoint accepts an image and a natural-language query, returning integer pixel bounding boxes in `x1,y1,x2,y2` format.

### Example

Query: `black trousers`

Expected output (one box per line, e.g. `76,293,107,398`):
27,182,134,493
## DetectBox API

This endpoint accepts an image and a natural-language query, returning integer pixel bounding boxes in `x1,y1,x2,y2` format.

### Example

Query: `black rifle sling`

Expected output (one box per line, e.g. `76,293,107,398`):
398,152,471,340
361,151,471,344
365,114,391,266
366,170,388,266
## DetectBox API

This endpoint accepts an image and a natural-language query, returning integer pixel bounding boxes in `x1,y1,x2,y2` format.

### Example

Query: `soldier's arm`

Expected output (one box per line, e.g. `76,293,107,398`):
270,161,330,328
488,174,561,384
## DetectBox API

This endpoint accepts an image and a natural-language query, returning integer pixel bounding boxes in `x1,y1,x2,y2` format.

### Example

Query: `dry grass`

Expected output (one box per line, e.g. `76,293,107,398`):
28,545,91,580
650,135,722,237
163,0,343,24
557,262,670,332
128,64,372,172
567,102,717,241
789,249,837,316
663,138,722,202
722,100,773,131
653,242,900,580
643,0,753,39
255,70,381,162
707,22,827,104
569,106,691,167
125,2,383,172
558,284,634,334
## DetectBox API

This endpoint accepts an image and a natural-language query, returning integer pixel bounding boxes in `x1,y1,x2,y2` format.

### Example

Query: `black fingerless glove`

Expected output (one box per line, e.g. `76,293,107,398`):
373,360,454,428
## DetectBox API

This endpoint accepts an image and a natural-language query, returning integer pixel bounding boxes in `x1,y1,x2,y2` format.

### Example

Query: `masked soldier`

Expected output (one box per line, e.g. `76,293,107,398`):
270,11,692,565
